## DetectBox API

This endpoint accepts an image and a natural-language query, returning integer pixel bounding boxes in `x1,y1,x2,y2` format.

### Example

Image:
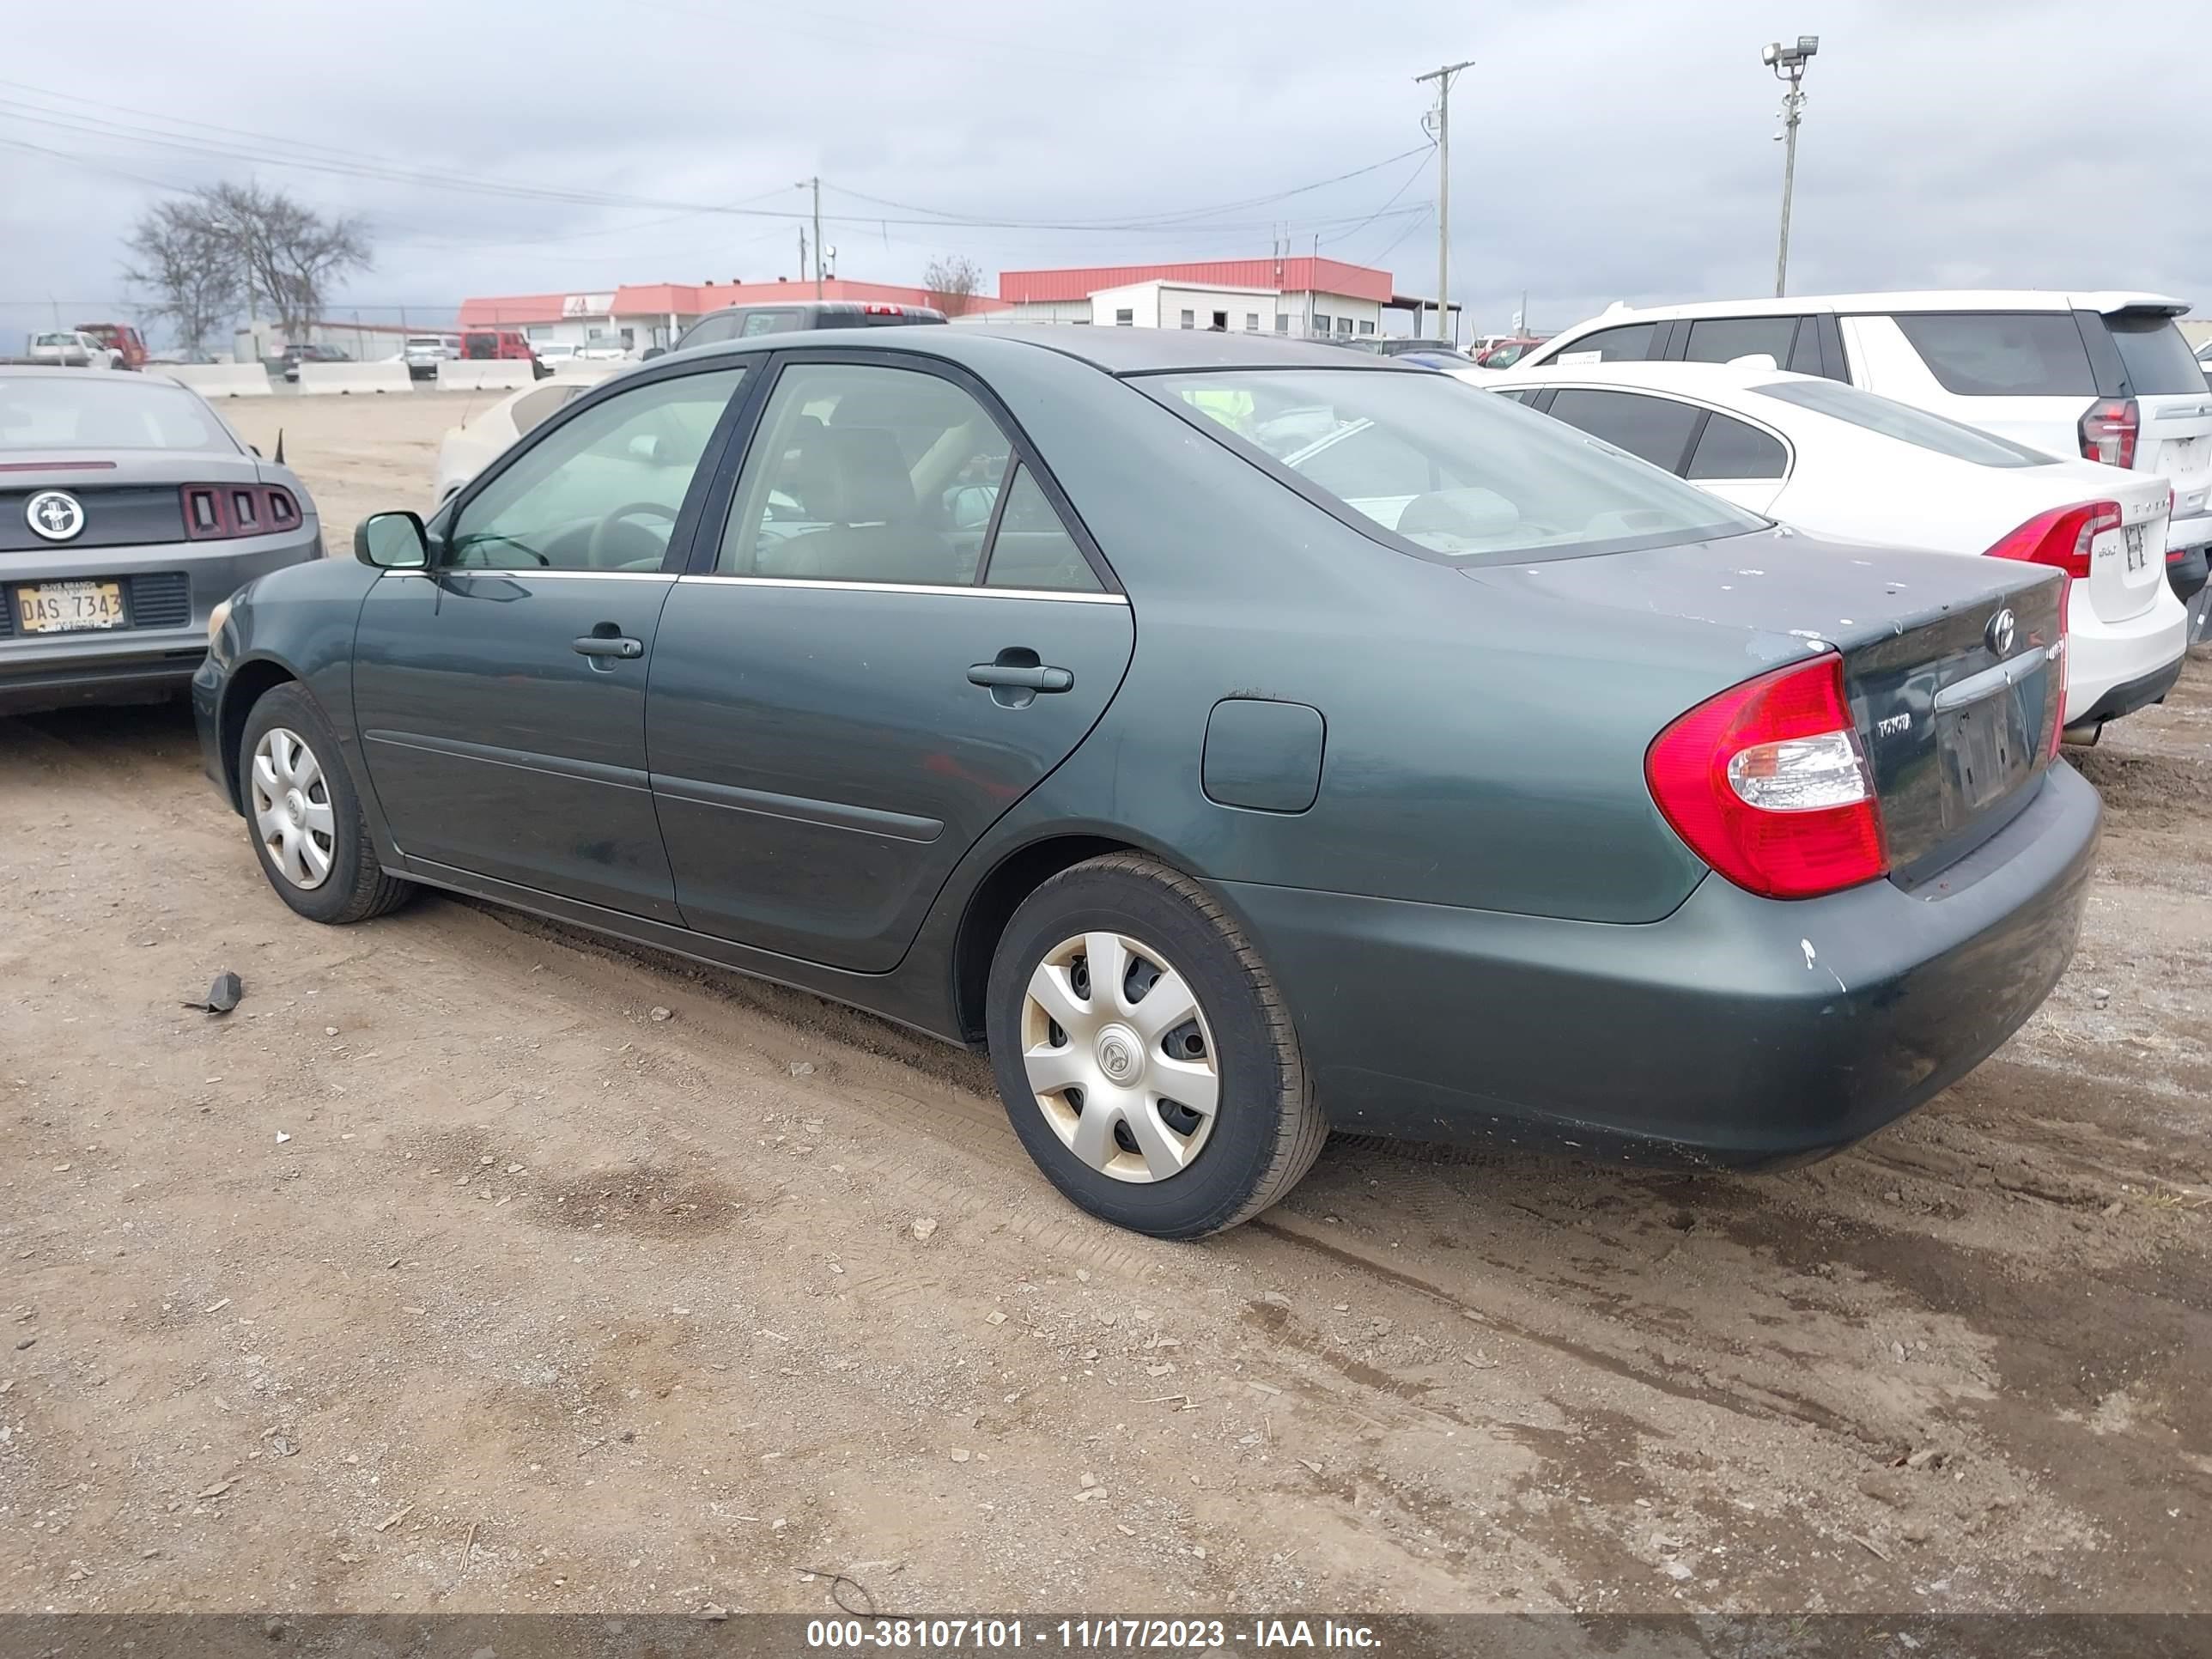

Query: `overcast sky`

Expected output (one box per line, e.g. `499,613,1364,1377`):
3,0,2207,345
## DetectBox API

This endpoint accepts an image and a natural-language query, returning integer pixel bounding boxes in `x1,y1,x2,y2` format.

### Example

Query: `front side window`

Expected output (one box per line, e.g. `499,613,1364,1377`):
1547,322,1656,365
1683,315,1801,368
1751,378,2052,466
448,367,745,571
1148,368,1760,563
1543,388,1704,472
1891,312,2095,397
720,362,1012,586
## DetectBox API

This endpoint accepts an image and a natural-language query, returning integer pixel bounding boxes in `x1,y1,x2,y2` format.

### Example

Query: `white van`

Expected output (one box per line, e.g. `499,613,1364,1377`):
1514,292,2212,568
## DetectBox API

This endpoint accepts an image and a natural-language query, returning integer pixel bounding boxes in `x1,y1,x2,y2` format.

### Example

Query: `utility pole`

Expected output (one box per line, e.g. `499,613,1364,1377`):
1415,58,1474,346
1762,36,1819,297
798,227,808,283
797,176,823,298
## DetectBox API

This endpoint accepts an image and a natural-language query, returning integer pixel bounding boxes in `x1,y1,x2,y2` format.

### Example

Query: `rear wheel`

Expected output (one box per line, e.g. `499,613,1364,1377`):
239,684,413,925
986,854,1323,1238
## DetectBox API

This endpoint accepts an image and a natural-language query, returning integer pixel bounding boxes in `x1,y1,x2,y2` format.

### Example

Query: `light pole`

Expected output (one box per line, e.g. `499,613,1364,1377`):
1762,34,1818,298
1415,58,1474,346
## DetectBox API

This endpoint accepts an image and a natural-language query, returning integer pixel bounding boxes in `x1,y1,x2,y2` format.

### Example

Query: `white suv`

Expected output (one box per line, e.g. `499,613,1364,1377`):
1513,292,2212,571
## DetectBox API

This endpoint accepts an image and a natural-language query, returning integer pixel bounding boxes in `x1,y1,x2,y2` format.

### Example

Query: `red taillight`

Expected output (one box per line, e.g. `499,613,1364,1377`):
1983,499,2120,582
1644,653,1887,900
2079,397,2138,468
865,303,905,315
182,483,299,540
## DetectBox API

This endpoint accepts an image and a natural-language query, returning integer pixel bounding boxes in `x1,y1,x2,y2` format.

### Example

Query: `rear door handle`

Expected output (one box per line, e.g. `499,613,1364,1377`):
573,635,643,659
968,662,1073,692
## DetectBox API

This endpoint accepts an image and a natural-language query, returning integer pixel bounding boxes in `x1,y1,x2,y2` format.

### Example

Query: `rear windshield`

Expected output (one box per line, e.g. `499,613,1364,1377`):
0,375,234,452
2102,312,2207,394
1890,313,2095,397
1751,378,2054,467
1144,368,1764,563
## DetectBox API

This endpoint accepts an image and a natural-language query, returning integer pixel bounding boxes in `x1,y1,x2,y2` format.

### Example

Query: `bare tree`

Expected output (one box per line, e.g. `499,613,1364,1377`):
123,201,243,360
921,254,985,318
198,182,371,343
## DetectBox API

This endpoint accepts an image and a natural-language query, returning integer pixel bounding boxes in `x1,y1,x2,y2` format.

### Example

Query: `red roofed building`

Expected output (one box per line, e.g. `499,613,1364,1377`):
457,278,1009,353
991,257,1457,342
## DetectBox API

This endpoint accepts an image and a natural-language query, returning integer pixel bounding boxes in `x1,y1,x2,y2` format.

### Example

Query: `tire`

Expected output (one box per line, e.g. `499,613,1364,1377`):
237,683,414,926
985,853,1324,1238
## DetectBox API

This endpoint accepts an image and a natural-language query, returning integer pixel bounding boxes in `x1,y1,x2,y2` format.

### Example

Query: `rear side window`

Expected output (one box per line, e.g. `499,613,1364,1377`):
1683,316,1800,368
1542,389,1703,472
742,310,805,336
2102,313,2207,394
1548,323,1656,365
1685,414,1788,480
1751,378,2052,467
682,314,743,347
1890,313,2095,397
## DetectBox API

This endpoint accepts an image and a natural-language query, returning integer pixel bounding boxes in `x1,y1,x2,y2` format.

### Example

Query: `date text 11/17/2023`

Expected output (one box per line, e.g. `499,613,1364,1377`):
805,1620,1382,1650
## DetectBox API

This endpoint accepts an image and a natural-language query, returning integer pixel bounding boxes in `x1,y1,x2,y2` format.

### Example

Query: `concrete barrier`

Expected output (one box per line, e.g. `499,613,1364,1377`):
161,363,272,398
439,360,536,392
298,362,413,396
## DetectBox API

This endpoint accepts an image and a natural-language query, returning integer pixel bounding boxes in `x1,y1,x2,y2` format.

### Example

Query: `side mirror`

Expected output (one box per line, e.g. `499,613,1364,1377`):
626,434,665,465
356,510,430,570
641,346,666,362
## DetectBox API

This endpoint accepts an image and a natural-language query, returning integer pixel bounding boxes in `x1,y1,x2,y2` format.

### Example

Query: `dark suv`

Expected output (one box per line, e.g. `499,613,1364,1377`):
649,299,947,358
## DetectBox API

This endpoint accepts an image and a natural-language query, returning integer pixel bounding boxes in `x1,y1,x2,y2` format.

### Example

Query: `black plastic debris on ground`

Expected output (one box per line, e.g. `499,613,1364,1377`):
184,971,244,1015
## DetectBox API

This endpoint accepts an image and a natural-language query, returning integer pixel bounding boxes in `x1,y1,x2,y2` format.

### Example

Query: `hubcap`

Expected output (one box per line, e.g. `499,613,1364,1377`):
249,726,336,890
1019,931,1219,1184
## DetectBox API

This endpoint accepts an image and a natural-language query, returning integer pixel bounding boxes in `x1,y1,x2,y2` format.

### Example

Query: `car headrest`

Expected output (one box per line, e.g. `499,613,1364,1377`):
796,426,915,525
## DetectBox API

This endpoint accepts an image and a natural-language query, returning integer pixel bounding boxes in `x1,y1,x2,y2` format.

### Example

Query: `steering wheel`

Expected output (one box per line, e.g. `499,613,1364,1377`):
586,501,678,568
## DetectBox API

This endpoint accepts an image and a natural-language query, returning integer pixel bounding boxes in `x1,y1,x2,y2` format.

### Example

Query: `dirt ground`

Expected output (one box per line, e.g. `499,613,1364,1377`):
2,391,2208,1616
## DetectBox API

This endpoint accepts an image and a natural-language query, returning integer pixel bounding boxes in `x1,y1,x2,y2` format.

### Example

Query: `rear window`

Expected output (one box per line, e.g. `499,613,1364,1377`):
0,375,234,452
1890,312,2095,397
1145,368,1763,563
2102,312,2207,394
1752,377,2053,467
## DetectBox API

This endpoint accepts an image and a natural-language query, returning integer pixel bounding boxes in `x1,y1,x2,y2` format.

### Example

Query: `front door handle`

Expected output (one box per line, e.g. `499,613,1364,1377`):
573,635,643,659
968,662,1073,692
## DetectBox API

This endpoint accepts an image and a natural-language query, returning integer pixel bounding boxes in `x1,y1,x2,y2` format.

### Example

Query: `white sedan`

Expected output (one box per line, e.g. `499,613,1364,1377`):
432,366,622,502
1488,360,2189,738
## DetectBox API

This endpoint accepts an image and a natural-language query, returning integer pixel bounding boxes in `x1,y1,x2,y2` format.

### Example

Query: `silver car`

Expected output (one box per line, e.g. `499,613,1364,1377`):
1,368,323,714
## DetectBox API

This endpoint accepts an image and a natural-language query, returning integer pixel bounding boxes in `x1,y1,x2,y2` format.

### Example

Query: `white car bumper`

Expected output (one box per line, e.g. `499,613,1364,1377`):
2065,582,2189,728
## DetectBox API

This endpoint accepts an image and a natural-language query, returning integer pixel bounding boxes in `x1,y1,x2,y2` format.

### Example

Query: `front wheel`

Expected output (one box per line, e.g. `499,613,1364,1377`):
238,684,414,926
986,854,1324,1238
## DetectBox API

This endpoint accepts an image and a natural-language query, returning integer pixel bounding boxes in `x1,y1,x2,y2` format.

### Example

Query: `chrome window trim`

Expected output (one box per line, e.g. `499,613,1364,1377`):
674,574,1128,605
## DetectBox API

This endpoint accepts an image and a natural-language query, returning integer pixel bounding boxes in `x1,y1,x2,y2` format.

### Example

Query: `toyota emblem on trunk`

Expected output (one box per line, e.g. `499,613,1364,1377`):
25,489,86,542
1985,607,2016,658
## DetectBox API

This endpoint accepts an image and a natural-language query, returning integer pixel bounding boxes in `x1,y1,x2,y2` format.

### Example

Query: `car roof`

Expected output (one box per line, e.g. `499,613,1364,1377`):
1553,290,2190,336
665,322,1425,378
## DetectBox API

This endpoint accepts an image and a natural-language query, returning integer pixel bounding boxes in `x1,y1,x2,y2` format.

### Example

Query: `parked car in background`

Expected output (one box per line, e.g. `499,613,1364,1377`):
431,367,622,501
195,328,2093,1239
1492,361,2190,738
0,367,321,714
459,326,539,365
647,299,947,358
532,342,580,368
27,331,116,369
1475,337,1547,368
1511,292,2212,579
403,336,457,380
2193,336,2212,377
273,343,352,383
76,322,149,369
574,342,630,362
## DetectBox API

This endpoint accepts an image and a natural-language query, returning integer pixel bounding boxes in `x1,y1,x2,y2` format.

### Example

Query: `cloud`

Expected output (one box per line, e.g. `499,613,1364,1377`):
3,0,2206,346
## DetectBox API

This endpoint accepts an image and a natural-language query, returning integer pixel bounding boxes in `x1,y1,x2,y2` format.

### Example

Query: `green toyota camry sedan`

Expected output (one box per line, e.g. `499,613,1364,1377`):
193,326,2095,1238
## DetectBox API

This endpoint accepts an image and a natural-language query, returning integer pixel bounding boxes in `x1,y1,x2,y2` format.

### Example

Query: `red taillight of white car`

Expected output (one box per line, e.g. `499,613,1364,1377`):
181,483,300,541
1644,653,1887,900
2078,398,2138,468
1983,499,2121,582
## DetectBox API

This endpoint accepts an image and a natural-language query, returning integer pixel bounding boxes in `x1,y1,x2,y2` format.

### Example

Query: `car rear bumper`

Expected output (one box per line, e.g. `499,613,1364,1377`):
1218,763,2099,1167
2163,507,2212,553
1,530,320,715
2065,586,2189,725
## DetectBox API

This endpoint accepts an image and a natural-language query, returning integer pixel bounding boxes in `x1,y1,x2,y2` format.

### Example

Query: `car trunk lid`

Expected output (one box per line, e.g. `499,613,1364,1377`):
0,449,262,553
1464,527,2067,882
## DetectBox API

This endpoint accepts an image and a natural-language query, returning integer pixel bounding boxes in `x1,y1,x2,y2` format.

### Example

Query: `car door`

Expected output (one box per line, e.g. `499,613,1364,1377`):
349,362,750,919
645,351,1135,971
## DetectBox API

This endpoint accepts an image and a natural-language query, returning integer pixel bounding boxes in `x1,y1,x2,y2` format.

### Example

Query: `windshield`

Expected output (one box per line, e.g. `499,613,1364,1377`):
1751,377,2054,467
1143,368,1763,562
0,374,234,452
